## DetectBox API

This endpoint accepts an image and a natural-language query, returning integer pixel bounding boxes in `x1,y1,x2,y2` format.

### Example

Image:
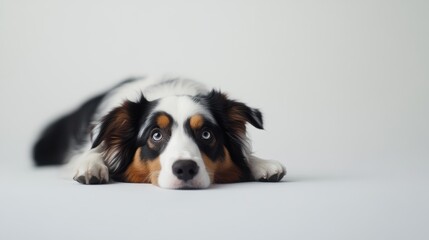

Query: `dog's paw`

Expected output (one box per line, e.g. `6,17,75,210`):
73,152,109,185
249,159,286,182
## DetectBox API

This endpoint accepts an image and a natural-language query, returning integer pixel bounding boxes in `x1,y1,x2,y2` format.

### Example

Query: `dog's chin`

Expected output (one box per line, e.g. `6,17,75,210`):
177,181,209,190
157,174,211,189
166,180,211,190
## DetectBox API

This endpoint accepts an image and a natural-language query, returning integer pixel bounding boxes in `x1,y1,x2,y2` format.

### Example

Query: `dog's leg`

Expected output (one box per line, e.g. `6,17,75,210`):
71,146,109,184
248,155,286,182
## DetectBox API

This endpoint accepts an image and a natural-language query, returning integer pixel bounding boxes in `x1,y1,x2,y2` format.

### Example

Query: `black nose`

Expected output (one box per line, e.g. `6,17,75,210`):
172,160,199,181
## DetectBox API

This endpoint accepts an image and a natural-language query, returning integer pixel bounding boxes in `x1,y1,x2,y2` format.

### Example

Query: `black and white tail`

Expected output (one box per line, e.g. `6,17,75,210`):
33,94,105,166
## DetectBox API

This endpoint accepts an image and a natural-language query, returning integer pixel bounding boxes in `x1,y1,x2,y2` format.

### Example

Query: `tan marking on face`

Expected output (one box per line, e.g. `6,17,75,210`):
156,114,170,129
124,147,161,185
202,154,217,182
202,146,242,184
190,114,204,130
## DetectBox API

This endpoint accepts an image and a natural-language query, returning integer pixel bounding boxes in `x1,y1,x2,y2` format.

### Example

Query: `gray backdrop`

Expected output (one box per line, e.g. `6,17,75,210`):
0,0,428,239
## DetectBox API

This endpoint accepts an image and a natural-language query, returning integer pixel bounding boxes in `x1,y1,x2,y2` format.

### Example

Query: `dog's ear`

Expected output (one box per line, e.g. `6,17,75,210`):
91,95,150,178
203,90,264,132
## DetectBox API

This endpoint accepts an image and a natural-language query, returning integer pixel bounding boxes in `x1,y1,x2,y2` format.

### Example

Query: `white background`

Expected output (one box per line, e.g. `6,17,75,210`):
0,0,428,239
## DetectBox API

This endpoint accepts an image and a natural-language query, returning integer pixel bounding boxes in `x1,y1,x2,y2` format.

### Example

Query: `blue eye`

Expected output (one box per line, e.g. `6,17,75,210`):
151,129,163,141
201,130,212,140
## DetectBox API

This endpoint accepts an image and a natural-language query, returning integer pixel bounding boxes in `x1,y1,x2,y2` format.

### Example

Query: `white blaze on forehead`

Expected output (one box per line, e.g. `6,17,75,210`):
153,95,214,124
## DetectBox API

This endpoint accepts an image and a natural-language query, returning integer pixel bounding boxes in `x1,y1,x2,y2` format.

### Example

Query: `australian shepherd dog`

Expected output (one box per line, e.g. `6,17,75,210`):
33,77,286,189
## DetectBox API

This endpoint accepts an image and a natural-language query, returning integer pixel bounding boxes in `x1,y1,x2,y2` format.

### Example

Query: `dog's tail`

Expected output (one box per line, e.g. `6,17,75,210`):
33,113,75,166
32,94,105,166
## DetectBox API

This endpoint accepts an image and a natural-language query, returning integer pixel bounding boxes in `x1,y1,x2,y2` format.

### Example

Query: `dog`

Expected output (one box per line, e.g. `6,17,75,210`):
33,77,286,189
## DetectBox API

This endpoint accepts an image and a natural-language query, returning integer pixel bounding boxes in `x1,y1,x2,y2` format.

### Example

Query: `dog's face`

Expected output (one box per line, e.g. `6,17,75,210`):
92,90,263,189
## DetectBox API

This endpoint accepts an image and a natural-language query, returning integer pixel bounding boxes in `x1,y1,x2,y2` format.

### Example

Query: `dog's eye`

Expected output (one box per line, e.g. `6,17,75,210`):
201,130,212,140
151,129,163,142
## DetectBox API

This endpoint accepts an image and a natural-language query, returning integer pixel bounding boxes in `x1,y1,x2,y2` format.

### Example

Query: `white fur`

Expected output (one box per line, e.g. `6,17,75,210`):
248,155,286,180
95,76,208,120
71,146,109,184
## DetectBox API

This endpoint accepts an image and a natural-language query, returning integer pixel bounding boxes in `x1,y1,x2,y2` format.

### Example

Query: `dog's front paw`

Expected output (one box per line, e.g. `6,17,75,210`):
73,152,109,184
249,158,286,182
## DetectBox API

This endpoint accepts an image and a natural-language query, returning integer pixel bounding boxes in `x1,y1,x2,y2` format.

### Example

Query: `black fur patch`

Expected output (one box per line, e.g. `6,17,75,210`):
138,112,173,160
33,93,106,166
184,117,225,162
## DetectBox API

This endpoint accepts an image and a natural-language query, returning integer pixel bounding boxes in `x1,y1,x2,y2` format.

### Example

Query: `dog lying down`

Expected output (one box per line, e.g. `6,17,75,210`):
33,77,286,189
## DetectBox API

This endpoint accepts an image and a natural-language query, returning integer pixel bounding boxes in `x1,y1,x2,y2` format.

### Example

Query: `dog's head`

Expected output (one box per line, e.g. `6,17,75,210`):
92,90,263,189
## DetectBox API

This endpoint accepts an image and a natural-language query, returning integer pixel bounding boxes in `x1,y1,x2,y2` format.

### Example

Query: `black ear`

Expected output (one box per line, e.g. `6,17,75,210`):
92,95,150,179
241,105,263,130
203,90,264,130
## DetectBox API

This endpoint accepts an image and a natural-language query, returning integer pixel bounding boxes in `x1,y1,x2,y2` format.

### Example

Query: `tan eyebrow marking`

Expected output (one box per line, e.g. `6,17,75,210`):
156,114,170,129
189,114,204,130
